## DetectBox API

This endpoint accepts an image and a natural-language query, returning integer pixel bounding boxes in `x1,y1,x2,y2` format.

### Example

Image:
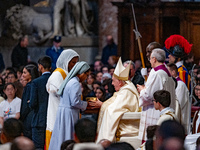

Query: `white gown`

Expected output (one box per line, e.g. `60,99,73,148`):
96,81,140,143
176,78,190,134
138,65,176,140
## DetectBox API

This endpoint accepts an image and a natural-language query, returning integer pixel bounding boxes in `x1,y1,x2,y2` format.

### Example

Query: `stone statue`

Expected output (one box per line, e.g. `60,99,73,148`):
4,4,52,44
53,0,95,37
3,0,97,42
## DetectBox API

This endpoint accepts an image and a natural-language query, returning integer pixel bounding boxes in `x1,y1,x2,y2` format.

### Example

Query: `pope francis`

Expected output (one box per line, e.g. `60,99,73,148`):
96,57,140,143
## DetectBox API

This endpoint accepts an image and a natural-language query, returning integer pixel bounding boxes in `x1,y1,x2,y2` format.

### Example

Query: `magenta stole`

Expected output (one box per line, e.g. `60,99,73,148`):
153,64,171,77
176,77,182,82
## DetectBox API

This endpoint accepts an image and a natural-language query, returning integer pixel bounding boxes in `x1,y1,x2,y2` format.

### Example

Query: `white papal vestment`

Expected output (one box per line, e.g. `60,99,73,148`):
96,81,140,143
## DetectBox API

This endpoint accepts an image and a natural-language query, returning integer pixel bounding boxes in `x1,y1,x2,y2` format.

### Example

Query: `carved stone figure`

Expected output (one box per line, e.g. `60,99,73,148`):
53,0,95,37
4,4,52,43
3,1,97,42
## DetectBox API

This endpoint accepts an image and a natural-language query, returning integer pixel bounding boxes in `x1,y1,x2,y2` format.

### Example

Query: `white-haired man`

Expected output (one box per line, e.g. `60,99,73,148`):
137,48,176,141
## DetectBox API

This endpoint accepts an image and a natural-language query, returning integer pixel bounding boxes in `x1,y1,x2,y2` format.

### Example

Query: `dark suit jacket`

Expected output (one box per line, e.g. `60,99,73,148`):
20,81,32,122
30,72,51,128
131,71,144,87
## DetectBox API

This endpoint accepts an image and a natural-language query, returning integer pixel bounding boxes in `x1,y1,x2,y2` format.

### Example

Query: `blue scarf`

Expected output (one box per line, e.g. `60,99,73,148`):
57,61,90,96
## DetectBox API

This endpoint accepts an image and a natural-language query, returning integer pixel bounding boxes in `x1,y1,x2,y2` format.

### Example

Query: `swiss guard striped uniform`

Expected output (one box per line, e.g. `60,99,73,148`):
177,62,191,90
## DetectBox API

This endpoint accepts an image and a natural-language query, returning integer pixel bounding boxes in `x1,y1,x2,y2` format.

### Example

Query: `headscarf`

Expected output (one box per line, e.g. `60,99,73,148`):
57,61,90,96
56,49,80,73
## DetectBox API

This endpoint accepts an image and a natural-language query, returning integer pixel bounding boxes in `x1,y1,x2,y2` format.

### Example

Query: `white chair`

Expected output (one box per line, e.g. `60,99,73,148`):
119,112,142,149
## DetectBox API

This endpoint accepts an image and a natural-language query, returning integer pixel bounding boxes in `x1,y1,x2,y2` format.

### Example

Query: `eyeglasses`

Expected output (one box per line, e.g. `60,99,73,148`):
150,57,155,61
8,76,15,79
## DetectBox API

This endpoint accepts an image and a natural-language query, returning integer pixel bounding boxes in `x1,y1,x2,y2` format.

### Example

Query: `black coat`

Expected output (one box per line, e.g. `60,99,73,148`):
11,43,28,68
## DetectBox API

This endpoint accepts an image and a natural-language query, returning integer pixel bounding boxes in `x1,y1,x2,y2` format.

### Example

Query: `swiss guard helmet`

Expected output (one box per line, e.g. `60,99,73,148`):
165,35,193,58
